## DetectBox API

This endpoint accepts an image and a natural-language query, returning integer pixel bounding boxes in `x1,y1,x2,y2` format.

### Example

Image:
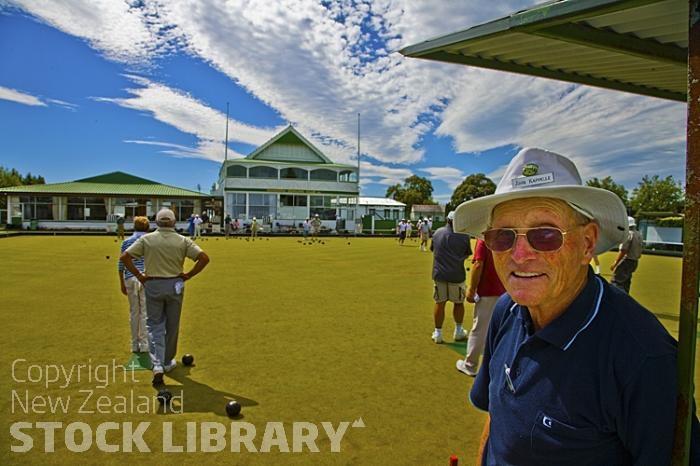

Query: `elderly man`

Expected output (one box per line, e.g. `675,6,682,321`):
453,147,698,465
120,208,210,387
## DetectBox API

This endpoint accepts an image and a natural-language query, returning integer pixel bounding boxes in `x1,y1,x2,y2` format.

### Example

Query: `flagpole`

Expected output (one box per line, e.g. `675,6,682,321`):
355,112,360,233
224,102,230,162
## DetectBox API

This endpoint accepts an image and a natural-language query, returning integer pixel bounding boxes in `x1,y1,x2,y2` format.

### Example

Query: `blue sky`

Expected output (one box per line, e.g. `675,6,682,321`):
0,0,687,204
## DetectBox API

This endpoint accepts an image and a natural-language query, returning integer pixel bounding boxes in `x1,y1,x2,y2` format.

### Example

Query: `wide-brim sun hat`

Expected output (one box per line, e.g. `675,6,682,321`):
453,147,628,255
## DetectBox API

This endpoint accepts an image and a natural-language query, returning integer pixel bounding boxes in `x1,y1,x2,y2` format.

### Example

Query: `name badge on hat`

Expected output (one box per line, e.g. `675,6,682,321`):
512,163,554,189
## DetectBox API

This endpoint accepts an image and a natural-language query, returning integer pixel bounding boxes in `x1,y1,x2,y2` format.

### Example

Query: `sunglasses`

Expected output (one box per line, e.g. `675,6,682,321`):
483,227,571,253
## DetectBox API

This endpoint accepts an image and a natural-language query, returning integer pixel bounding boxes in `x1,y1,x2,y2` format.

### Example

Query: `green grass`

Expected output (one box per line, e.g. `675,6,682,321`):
0,235,695,465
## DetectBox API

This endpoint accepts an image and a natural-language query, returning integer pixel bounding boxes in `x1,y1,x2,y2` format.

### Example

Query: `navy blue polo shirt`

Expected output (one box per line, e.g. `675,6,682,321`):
470,269,683,465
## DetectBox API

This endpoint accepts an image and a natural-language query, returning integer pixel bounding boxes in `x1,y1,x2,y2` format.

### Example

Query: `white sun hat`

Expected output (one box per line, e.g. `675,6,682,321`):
453,147,628,255
156,208,176,222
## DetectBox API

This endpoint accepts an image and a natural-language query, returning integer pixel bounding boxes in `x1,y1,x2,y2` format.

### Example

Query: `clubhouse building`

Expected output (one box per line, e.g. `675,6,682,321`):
216,125,360,233
1,125,365,233
0,172,209,231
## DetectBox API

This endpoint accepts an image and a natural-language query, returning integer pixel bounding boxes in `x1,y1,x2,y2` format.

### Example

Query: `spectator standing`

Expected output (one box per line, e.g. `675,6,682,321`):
429,211,472,343
116,215,125,241
120,208,210,387
193,214,203,239
610,216,643,293
310,214,322,238
224,213,232,239
456,238,505,376
118,216,151,354
419,218,431,251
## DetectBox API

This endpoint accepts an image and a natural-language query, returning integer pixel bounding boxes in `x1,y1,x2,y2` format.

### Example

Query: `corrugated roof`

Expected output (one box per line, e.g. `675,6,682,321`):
0,171,208,197
358,197,406,207
400,0,687,101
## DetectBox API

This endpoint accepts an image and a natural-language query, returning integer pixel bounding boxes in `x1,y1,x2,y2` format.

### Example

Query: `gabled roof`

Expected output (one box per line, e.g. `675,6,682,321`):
246,125,335,164
0,171,208,197
400,0,687,102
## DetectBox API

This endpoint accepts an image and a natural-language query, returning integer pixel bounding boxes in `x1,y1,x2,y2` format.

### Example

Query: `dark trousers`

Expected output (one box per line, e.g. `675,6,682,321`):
611,258,638,294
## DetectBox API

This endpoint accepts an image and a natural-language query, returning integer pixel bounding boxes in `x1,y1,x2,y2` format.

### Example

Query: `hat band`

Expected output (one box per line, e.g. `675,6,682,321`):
566,201,594,220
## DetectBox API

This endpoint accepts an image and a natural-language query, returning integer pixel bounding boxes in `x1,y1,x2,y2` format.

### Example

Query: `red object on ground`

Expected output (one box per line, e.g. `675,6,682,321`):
449,455,458,466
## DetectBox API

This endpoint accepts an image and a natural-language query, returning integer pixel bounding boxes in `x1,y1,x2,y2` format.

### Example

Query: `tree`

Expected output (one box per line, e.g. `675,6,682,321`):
629,174,684,215
586,176,629,208
385,175,435,215
0,166,45,211
446,173,496,213
0,167,45,187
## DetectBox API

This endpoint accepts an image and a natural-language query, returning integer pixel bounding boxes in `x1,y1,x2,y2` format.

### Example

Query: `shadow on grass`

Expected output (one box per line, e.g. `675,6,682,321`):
444,340,467,356
157,366,258,419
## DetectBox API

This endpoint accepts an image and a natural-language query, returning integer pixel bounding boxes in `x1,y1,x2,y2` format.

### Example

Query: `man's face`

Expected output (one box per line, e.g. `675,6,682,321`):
489,197,598,313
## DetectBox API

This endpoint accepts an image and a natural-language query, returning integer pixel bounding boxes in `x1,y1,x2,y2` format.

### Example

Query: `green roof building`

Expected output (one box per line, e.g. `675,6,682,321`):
1,171,209,230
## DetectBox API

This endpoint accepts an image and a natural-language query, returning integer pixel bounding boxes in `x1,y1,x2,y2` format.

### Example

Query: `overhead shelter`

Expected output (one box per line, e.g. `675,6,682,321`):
401,0,697,463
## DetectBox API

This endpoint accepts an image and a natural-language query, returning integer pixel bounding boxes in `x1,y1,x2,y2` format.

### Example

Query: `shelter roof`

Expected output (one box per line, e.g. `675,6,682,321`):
400,0,687,102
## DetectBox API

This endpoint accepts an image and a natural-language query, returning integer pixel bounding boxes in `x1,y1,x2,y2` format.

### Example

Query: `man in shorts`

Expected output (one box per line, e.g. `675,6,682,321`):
429,211,472,343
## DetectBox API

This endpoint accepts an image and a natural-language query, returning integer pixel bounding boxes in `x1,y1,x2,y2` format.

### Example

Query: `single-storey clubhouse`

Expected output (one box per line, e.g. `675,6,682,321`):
0,172,209,231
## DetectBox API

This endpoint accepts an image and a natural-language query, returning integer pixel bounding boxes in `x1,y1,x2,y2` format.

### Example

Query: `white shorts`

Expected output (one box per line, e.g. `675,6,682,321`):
433,281,466,303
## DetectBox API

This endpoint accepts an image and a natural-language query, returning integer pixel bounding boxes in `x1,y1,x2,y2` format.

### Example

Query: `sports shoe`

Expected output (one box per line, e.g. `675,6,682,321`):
152,365,164,387
454,328,468,341
164,359,177,373
456,359,478,377
431,330,443,344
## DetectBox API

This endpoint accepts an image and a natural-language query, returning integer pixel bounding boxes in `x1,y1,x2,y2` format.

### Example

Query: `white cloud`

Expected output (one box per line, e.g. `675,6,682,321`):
440,73,685,189
5,0,687,195
0,86,47,106
6,0,179,64
46,98,78,111
421,166,465,192
0,86,79,111
94,74,280,161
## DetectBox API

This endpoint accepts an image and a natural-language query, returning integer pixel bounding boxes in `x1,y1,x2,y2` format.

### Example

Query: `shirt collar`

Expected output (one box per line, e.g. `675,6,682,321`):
130,231,146,238
512,268,604,351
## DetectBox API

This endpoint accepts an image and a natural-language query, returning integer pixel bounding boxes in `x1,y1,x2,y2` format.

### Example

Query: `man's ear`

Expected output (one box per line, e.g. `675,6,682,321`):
581,222,599,264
